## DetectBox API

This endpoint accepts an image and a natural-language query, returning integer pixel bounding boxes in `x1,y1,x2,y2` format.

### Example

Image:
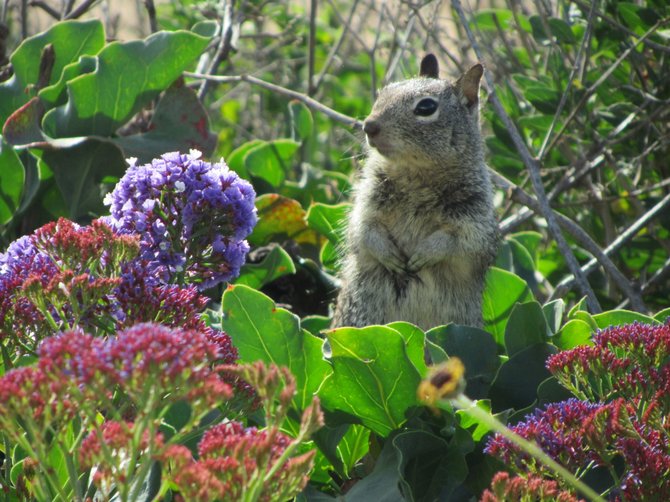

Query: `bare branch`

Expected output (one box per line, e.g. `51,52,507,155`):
452,0,602,313
185,71,363,129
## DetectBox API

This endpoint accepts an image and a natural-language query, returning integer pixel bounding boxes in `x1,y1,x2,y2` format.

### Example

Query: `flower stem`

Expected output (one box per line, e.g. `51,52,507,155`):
451,394,605,502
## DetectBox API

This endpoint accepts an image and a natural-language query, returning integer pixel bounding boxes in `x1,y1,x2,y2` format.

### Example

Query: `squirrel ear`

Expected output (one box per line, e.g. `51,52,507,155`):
456,63,484,107
419,54,439,79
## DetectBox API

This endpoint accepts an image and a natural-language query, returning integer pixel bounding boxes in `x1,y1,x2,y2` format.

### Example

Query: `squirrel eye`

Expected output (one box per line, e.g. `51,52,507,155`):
414,98,439,116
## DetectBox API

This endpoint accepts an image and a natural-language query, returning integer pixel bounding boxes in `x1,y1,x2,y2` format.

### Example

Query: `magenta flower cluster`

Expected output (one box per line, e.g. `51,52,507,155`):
485,322,670,501
104,150,257,289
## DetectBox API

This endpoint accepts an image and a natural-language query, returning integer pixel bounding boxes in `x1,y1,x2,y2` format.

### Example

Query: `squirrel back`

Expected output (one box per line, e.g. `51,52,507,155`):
332,55,499,330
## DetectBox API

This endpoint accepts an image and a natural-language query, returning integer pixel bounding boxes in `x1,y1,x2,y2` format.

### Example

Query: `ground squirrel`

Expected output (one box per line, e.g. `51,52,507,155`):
332,54,499,330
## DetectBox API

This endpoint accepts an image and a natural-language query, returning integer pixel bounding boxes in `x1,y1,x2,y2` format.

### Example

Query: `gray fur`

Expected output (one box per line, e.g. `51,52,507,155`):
332,60,499,330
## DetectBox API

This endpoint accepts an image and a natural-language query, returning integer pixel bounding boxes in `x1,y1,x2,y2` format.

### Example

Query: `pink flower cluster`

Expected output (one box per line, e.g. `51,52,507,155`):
481,472,582,502
0,324,233,441
163,422,314,502
547,321,670,410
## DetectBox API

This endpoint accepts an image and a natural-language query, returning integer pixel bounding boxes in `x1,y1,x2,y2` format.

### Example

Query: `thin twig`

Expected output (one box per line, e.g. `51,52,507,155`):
312,0,360,94
452,0,602,313
490,170,645,311
185,71,363,129
144,0,158,33
28,0,60,19
307,0,317,96
544,19,667,157
553,192,670,303
197,0,236,100
572,0,670,54
537,0,597,161
64,0,98,19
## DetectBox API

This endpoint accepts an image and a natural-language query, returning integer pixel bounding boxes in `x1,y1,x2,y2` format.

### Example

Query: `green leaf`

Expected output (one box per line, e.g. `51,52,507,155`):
42,28,211,137
529,15,576,45
456,399,495,442
548,18,576,44
33,137,126,220
319,325,421,436
343,435,404,502
490,343,557,412
235,245,296,289
289,100,314,141
387,322,428,377
115,84,216,162
0,138,25,224
426,324,499,400
39,55,98,107
301,315,331,336
473,9,530,32
554,319,594,350
592,309,659,329
654,308,670,323
542,299,565,335
504,301,549,356
226,139,263,179
220,285,330,410
244,139,300,187
482,267,533,346
306,202,349,246
394,429,470,501
249,194,319,246
0,20,105,124
337,424,370,477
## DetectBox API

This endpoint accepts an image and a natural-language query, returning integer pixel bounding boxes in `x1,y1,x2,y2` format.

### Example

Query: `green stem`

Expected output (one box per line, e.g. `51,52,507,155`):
451,395,605,502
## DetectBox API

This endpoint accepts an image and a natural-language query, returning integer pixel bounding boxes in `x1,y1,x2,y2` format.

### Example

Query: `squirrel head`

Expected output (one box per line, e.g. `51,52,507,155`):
362,54,485,169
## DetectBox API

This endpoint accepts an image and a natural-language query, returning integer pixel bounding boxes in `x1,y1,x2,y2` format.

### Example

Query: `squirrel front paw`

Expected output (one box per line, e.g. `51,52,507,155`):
406,231,453,272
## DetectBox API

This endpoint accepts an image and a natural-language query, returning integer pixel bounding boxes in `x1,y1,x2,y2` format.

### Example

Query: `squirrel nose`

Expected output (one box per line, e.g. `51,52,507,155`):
363,120,380,137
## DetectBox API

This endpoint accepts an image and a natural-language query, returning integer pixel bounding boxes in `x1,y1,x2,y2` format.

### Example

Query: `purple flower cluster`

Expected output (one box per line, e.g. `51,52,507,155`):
485,399,612,471
485,396,670,500
104,150,257,289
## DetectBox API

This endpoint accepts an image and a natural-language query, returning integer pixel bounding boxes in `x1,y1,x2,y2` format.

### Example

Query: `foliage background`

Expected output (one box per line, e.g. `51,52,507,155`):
1,0,670,500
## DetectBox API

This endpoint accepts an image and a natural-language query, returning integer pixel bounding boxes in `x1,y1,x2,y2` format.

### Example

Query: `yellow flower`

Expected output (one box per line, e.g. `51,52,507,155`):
417,357,466,408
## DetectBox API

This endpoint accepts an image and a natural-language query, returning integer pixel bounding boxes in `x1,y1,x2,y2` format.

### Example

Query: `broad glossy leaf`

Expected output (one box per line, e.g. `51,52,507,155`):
394,429,470,501
220,285,330,410
249,194,319,246
426,324,499,399
244,139,300,187
542,299,565,335
337,424,370,477
456,399,502,442
34,137,126,220
226,139,263,179
490,343,557,412
654,308,670,323
3,98,47,146
289,100,314,141
306,202,349,245
343,435,404,502
0,20,105,124
592,309,659,329
235,245,296,289
115,84,216,162
482,267,533,346
319,325,421,436
386,322,427,377
42,28,211,137
554,319,594,350
0,138,25,224
504,301,549,356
